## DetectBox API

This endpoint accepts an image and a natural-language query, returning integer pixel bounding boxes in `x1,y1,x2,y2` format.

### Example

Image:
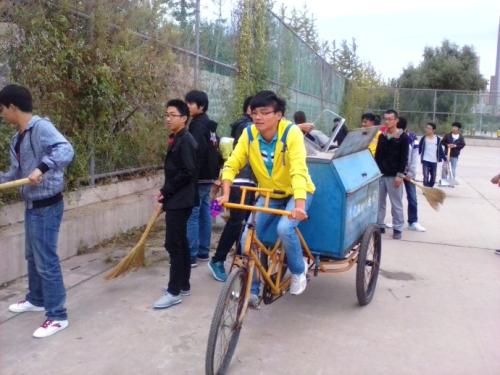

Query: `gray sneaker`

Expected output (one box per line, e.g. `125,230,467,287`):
153,292,182,309
248,294,260,310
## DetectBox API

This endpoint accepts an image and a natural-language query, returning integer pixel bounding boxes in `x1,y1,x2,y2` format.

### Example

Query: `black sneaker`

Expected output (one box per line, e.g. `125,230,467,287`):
197,254,210,262
379,227,386,234
190,257,198,268
393,230,402,240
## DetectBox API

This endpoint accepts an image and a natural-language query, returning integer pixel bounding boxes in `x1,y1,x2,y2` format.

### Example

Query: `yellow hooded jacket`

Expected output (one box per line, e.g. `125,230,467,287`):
221,119,315,200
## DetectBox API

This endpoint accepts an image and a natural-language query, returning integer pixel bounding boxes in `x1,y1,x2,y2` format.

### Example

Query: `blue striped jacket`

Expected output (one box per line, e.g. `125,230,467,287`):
0,116,74,208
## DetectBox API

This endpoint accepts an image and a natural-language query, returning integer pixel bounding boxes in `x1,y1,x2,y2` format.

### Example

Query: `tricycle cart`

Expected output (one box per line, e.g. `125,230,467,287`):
205,126,383,375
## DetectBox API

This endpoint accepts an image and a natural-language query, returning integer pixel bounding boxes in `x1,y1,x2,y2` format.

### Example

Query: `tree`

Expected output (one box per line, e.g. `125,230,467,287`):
233,0,270,117
397,40,487,91
328,38,382,87
287,3,320,53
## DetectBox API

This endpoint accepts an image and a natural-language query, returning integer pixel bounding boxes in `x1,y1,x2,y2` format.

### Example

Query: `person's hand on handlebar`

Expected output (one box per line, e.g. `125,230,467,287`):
291,199,308,221
216,180,232,206
216,194,229,206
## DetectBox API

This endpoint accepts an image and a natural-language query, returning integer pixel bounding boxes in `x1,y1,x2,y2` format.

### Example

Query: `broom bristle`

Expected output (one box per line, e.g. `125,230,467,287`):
422,186,446,210
105,242,146,280
105,206,162,280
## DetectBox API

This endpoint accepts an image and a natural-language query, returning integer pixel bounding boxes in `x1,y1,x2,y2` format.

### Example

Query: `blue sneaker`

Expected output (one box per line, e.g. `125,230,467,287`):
208,260,227,282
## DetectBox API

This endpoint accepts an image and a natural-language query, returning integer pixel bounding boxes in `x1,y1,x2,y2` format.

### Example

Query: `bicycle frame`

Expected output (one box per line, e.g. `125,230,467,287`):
224,186,315,323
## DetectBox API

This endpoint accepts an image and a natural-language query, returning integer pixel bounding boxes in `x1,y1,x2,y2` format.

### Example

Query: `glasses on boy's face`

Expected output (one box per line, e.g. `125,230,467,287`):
165,113,184,119
251,110,275,118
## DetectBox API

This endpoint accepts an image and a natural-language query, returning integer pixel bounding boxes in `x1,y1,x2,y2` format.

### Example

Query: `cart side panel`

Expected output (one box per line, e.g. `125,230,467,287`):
298,161,345,257
332,151,381,255
342,180,379,251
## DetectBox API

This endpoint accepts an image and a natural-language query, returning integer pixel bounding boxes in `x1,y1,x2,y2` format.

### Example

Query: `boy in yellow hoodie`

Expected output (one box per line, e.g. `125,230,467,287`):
218,91,315,303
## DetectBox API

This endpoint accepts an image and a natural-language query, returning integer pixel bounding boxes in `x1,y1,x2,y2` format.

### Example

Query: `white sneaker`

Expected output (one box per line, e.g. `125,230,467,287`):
385,223,393,229
408,222,426,232
33,319,68,338
290,273,307,295
9,300,44,313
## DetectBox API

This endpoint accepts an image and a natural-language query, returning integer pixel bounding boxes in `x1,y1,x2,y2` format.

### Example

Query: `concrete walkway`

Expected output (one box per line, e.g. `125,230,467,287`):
1,146,499,375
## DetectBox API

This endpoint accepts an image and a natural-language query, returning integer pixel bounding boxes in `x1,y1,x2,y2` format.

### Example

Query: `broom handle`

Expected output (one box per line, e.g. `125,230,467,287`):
408,179,426,191
139,205,163,241
0,178,31,191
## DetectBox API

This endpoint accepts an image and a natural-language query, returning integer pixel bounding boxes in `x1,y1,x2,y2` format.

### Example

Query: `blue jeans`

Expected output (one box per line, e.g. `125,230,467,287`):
25,200,67,320
187,184,212,259
241,194,313,295
450,157,458,178
404,180,418,225
422,161,437,187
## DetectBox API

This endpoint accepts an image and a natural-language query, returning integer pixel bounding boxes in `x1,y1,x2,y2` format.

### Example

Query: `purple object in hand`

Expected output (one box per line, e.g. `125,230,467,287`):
210,200,222,218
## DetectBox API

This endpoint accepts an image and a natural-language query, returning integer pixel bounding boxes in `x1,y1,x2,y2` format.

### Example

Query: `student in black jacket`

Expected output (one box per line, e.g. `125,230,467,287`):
185,90,219,267
442,122,466,178
153,99,198,310
375,109,409,240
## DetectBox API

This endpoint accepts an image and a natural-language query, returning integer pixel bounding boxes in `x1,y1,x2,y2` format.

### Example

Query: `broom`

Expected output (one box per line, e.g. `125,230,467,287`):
409,179,446,210
105,205,163,280
0,178,30,191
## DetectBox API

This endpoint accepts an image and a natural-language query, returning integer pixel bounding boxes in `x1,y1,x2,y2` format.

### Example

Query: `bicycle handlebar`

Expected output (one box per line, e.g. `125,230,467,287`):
223,202,292,217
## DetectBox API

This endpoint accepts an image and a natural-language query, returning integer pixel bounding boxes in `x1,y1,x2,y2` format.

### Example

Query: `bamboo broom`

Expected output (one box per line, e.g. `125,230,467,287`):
105,205,163,280
0,178,30,191
409,179,446,210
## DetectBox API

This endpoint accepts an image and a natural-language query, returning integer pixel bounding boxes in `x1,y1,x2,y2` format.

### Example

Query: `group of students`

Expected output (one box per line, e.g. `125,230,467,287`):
361,109,465,239
154,90,315,310
0,84,315,338
0,82,470,339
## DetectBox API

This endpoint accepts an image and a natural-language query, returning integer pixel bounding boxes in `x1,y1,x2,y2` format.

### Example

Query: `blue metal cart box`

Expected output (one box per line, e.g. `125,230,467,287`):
260,127,382,259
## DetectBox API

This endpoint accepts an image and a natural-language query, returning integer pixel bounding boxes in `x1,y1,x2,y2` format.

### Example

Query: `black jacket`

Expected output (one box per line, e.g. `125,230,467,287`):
418,135,447,163
375,129,409,177
442,133,466,158
161,128,198,210
230,114,255,183
188,112,218,182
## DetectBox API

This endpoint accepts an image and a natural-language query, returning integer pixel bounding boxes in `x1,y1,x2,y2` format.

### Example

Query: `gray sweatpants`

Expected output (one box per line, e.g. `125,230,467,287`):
377,176,404,232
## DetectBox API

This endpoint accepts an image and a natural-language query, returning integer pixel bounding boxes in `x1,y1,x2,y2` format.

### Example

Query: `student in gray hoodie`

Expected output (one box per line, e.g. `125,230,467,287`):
0,84,74,338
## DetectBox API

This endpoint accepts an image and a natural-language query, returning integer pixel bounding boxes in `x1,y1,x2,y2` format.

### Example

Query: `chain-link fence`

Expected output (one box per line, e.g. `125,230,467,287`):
0,1,346,188
346,86,500,136
88,1,346,180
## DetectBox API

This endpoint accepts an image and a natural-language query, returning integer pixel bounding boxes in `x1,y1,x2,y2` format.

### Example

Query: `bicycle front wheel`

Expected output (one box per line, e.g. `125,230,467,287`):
205,268,248,375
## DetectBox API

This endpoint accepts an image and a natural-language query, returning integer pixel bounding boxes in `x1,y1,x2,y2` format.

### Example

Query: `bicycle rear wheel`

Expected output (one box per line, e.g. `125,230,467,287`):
205,268,248,375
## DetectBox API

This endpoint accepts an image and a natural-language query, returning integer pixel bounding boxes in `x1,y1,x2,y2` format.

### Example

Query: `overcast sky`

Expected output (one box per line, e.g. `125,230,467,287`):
278,0,500,84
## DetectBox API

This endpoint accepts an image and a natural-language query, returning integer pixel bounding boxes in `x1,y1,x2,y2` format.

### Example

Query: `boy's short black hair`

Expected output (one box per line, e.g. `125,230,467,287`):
451,121,462,129
250,90,286,114
185,90,209,112
166,99,190,123
0,84,33,113
374,114,381,125
293,111,306,124
397,117,408,130
361,112,376,122
426,122,436,130
243,96,253,114
384,109,399,118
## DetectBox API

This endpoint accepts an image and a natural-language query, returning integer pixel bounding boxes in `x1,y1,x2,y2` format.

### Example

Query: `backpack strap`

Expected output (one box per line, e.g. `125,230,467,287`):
280,123,293,166
246,125,254,142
